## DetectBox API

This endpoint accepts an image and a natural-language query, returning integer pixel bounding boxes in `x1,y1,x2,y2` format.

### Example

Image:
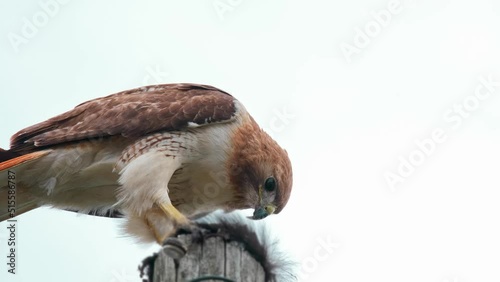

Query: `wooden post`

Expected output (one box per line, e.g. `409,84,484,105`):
139,215,294,282
152,232,266,282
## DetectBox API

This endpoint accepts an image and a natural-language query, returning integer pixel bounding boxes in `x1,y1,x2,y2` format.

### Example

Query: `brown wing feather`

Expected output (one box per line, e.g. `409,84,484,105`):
10,84,236,152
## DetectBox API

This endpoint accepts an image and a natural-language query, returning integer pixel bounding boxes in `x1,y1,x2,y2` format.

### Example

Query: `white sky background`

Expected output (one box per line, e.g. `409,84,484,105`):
1,0,500,281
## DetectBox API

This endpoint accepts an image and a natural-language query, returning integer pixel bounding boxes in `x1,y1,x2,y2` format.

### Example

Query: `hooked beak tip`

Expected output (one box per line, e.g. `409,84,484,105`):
252,207,269,220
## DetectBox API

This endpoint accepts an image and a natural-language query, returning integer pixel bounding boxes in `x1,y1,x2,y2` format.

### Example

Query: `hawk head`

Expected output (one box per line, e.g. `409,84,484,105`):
228,118,293,220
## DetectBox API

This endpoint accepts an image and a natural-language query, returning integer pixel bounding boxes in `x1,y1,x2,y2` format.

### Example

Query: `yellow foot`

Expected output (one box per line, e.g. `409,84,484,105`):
158,202,189,225
144,202,190,244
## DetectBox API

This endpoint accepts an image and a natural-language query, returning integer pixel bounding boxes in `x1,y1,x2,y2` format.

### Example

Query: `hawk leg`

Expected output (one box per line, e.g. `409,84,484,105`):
117,150,192,243
144,202,191,244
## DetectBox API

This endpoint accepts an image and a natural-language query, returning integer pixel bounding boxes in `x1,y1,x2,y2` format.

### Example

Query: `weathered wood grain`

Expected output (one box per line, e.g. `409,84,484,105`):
154,233,265,281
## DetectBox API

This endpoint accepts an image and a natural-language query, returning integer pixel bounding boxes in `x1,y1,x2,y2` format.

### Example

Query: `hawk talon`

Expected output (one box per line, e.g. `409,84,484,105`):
176,222,198,234
175,223,208,243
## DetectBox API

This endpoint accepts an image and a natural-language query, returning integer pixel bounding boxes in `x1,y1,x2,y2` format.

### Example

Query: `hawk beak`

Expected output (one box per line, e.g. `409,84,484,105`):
251,185,276,219
252,204,276,220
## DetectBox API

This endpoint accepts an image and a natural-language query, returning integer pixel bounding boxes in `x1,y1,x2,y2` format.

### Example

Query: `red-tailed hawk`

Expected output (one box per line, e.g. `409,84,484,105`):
0,84,293,243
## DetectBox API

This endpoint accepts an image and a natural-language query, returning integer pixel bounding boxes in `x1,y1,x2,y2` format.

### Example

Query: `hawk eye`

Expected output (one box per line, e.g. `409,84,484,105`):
264,177,276,192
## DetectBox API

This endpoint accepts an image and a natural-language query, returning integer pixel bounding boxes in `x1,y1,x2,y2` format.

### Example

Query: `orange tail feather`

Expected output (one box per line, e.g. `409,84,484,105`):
0,149,50,221
0,150,50,171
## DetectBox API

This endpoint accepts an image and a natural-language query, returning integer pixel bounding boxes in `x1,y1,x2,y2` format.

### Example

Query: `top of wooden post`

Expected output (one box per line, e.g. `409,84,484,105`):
139,212,295,282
